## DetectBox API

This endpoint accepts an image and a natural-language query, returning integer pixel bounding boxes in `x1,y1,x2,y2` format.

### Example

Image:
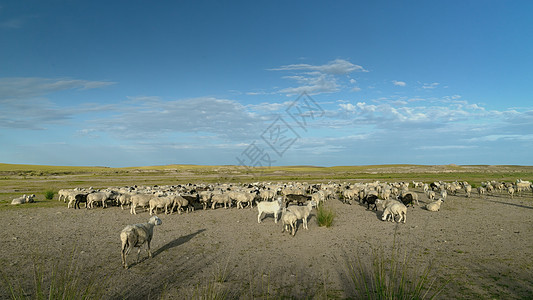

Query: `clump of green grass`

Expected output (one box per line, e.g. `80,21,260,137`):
316,203,335,227
44,190,55,200
347,228,449,299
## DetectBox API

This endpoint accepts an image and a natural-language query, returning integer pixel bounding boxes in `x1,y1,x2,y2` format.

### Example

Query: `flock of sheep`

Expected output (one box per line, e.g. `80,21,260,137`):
12,179,532,268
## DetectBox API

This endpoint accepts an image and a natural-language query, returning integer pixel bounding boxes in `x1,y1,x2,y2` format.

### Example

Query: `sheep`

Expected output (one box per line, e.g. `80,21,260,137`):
426,198,444,212
281,208,298,236
507,186,515,199
361,194,378,211
464,184,472,198
397,193,414,207
426,190,436,201
11,194,35,205
477,186,486,197
381,203,407,223
257,197,283,223
376,199,401,210
130,194,155,214
284,194,311,207
149,196,175,215
287,200,316,230
120,216,162,269
211,193,231,209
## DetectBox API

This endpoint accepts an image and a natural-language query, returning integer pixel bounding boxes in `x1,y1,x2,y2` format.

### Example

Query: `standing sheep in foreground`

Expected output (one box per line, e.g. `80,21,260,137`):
257,197,283,223
287,200,316,230
281,208,298,236
120,216,162,269
381,203,407,223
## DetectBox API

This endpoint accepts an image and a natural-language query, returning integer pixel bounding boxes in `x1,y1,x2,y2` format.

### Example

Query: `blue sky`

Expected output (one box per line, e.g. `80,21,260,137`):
1,1,532,167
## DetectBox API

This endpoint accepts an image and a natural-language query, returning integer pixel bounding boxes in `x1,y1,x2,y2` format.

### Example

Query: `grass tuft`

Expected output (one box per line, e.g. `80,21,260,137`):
347,227,449,299
44,190,55,200
316,203,335,227
1,251,104,300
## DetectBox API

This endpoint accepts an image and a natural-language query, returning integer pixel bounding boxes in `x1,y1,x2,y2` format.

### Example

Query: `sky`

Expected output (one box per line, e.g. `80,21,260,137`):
1,1,532,167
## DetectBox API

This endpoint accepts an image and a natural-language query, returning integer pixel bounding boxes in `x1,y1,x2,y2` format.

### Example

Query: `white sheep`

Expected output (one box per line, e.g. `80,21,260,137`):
281,208,298,236
120,215,162,269
149,196,175,215
11,194,35,205
257,197,283,223
381,202,407,223
287,200,316,230
130,194,154,214
426,198,444,212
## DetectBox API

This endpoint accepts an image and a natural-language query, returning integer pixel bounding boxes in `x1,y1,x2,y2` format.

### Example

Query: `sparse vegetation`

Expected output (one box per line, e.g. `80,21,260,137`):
1,252,103,300
347,229,449,300
316,203,335,227
44,190,54,200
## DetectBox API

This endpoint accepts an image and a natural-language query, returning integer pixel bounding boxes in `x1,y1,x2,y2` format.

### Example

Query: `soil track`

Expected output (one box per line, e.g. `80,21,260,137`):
1,189,532,299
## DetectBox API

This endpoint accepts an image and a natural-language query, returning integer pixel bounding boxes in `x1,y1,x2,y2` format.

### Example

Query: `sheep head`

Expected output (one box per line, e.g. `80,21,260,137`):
149,216,162,226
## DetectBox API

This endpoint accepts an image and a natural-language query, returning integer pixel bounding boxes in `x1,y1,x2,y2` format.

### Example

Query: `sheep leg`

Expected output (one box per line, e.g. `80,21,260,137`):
147,241,152,258
291,223,296,236
257,211,262,223
274,212,278,223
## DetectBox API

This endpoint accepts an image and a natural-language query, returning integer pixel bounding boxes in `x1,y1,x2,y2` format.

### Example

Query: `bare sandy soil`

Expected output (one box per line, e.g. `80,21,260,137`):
1,189,532,299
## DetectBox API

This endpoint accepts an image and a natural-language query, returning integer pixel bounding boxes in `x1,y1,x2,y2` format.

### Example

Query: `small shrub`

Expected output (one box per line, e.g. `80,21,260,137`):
316,203,335,227
44,190,55,200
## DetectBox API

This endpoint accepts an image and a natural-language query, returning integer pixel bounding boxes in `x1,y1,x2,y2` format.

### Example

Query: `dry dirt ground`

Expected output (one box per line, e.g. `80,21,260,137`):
1,189,532,299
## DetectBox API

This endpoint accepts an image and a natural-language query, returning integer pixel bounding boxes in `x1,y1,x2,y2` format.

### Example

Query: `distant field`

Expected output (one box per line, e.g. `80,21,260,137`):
1,162,532,208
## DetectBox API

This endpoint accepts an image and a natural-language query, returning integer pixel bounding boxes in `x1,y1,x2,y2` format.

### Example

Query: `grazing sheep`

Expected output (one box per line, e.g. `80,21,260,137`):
361,194,378,211
281,208,298,236
287,200,316,230
120,216,162,269
426,198,444,212
381,203,407,223
426,190,436,201
257,197,283,223
11,194,35,205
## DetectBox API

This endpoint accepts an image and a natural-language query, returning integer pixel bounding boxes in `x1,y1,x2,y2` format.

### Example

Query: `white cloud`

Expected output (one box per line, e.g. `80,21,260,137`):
422,82,439,89
392,80,406,87
270,59,367,74
351,87,362,92
349,79,357,84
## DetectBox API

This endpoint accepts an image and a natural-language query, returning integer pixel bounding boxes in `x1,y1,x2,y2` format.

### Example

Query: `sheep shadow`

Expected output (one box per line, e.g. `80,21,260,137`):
152,228,206,258
485,199,533,210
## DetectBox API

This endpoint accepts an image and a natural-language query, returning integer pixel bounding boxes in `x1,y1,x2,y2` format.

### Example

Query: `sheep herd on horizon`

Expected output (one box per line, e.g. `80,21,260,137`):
11,178,533,268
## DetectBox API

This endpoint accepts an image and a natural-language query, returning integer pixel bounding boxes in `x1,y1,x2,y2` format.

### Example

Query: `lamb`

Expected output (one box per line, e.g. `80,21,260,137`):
287,200,316,230
381,203,407,223
281,208,298,236
120,216,162,269
426,198,444,212
257,197,283,223
507,186,515,199
11,194,35,205
426,190,436,200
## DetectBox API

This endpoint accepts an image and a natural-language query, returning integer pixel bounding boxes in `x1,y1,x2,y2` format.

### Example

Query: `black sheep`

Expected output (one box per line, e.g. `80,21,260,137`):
285,194,311,208
398,193,414,207
362,194,378,211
